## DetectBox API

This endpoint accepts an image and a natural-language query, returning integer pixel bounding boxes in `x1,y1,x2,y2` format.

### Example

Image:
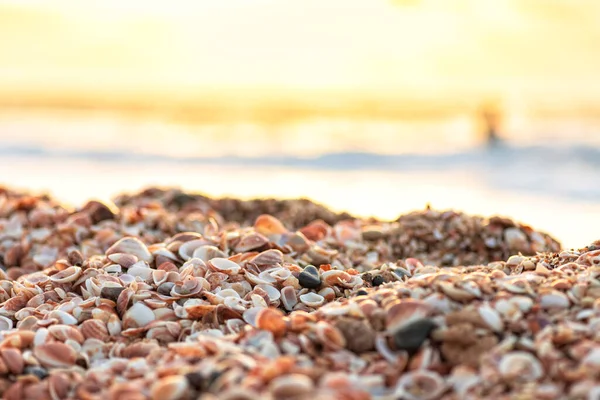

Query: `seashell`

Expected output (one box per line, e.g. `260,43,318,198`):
123,302,156,329
49,266,83,284
265,268,292,283
437,281,478,302
208,258,241,275
33,246,59,268
192,245,226,262
243,307,263,327
184,303,216,320
1,348,24,375
171,278,207,298
281,286,298,311
234,232,269,253
251,249,284,267
255,308,287,337
150,375,190,400
270,374,314,399
33,342,77,368
107,253,138,269
47,310,78,325
178,239,211,261
498,351,544,382
127,262,153,281
386,299,433,334
254,214,287,236
257,269,279,284
80,319,110,341
48,325,85,344
540,291,570,309
0,316,13,331
306,246,337,266
284,232,311,253
318,287,336,302
501,278,533,295
299,220,329,241
21,273,50,287
107,314,122,336
477,304,504,332
299,292,325,308
299,266,321,289
395,370,446,400
216,288,241,300
314,321,346,350
117,288,135,316
255,284,281,303
106,237,153,263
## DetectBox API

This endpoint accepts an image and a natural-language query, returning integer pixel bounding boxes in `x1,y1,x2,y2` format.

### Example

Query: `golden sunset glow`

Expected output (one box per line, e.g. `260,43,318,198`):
1,0,600,119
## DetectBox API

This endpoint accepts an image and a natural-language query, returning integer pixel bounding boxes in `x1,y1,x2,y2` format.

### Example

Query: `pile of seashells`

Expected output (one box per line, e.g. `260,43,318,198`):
2,186,597,399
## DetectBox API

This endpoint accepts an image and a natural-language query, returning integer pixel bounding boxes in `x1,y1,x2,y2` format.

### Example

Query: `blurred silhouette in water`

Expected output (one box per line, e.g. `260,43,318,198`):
480,101,503,148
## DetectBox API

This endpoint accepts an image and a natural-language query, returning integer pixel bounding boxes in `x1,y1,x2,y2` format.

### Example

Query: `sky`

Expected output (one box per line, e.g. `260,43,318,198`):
1,0,600,108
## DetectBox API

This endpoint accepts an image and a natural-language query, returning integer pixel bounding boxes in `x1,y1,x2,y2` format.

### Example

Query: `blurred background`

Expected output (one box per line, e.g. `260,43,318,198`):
1,0,599,248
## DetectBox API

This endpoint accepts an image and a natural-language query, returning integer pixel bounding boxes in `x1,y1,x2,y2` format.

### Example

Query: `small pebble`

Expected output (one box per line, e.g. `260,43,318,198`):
158,282,176,296
372,275,385,286
299,265,321,289
393,318,437,355
100,286,125,302
24,366,48,380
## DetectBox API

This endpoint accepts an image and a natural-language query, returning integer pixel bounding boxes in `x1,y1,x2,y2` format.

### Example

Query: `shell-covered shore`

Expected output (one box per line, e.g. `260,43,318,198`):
2,186,598,399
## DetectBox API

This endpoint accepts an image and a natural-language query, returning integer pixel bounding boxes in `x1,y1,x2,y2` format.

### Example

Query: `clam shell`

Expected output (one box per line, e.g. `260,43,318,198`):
281,286,298,311
192,245,227,262
107,253,138,269
255,284,281,303
49,266,83,284
395,370,446,400
477,304,504,332
254,215,287,236
208,258,241,275
299,293,325,308
0,316,13,331
80,319,110,341
270,374,314,398
150,375,190,400
48,324,85,344
234,233,269,253
178,239,211,261
251,249,284,267
256,308,287,336
106,237,153,263
540,291,570,309
0,348,24,375
33,342,77,368
498,351,544,382
386,299,433,334
47,310,78,325
123,302,156,329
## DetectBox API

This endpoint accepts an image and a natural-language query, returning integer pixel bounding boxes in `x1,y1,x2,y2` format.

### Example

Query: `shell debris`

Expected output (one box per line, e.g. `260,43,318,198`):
0,186,595,399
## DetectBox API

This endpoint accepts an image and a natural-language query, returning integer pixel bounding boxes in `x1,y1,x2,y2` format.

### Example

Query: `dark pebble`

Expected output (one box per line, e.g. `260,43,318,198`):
356,289,368,296
299,265,321,289
158,282,176,296
185,370,221,392
24,366,48,380
100,286,125,302
393,318,437,355
372,275,385,286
